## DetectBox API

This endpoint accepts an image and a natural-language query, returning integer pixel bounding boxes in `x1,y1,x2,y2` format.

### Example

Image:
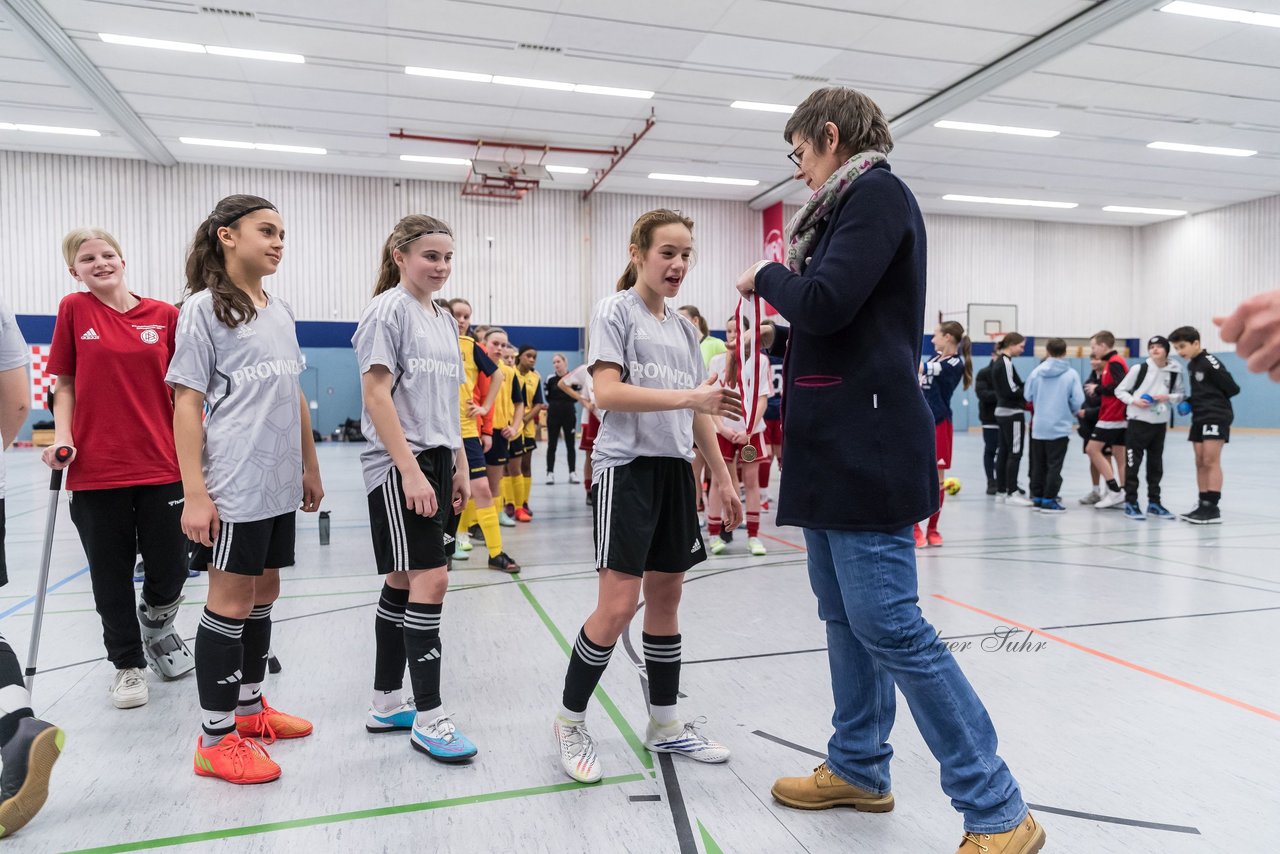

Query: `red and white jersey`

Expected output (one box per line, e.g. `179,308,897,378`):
47,291,181,491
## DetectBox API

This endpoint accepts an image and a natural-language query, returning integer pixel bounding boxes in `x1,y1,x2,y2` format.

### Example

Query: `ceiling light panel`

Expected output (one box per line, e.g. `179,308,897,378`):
99,33,305,63
1147,141,1257,156
404,68,652,99
2,123,101,136
648,173,759,187
934,120,1060,138
730,101,796,113
1159,1,1280,28
1102,205,1188,216
400,155,472,166
180,137,325,154
942,194,1078,209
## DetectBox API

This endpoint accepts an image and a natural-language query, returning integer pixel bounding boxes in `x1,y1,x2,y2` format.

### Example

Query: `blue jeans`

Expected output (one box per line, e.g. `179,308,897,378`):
804,526,1027,834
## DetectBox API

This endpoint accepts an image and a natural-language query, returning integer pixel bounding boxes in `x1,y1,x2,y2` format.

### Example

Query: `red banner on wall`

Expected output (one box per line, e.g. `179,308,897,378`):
760,202,784,318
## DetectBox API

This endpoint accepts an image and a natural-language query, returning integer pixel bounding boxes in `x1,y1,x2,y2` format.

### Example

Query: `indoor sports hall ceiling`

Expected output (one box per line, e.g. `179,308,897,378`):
2,0,1280,224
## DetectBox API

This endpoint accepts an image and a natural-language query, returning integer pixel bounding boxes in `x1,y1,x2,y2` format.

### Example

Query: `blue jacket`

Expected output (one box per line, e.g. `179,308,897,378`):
756,162,937,532
921,354,964,424
1025,358,1085,441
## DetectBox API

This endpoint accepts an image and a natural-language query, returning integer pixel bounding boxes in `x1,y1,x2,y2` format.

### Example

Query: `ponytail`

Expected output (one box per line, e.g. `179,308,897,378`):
616,264,638,292
375,214,453,297
184,194,277,328
940,320,973,390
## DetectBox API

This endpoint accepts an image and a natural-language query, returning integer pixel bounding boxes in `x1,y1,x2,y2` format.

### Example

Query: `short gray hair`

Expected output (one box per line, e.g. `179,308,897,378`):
784,87,893,157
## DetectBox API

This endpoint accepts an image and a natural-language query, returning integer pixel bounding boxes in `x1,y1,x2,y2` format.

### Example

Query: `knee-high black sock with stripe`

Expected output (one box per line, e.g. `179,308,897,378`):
403,602,443,714
374,583,409,702
560,627,614,718
642,632,682,726
237,603,272,716
195,608,245,746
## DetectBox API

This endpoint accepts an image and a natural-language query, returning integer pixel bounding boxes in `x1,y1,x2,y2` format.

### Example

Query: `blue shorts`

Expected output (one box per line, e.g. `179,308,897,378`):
463,437,487,479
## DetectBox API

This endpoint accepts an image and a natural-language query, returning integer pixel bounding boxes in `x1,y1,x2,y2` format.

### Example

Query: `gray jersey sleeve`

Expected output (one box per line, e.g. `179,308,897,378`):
588,298,628,371
353,309,400,375
166,298,215,393
0,303,28,372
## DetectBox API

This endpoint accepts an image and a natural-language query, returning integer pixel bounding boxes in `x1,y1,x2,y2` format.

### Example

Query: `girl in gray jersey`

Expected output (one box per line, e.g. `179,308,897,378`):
355,215,477,763
553,209,744,785
168,195,324,785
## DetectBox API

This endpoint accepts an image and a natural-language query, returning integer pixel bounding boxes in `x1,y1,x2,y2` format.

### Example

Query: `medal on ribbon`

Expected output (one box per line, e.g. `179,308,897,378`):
734,295,762,463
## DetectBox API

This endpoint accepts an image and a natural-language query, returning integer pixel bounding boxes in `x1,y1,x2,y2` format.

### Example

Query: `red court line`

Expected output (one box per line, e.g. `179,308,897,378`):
761,532,807,552
934,595,1280,723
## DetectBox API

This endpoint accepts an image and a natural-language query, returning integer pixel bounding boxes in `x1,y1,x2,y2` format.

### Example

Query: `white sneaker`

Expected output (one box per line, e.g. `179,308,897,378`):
1095,489,1125,509
554,716,603,783
1005,493,1035,507
569,472,580,484
110,667,148,709
644,717,730,764
708,536,727,555
546,474,555,485
456,532,473,552
747,537,767,556
1079,490,1102,505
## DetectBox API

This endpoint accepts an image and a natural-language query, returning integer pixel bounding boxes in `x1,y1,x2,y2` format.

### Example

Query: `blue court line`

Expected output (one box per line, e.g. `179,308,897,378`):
0,565,90,620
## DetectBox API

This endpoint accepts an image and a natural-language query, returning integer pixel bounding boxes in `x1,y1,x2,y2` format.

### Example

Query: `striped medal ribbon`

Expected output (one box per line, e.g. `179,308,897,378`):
734,295,762,462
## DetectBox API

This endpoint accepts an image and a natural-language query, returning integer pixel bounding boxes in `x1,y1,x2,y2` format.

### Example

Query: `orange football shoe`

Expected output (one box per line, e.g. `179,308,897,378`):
235,698,313,743
515,507,533,523
193,733,280,784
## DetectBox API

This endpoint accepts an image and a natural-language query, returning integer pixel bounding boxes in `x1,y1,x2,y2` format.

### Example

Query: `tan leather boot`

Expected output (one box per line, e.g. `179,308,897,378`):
770,762,894,812
955,812,1046,853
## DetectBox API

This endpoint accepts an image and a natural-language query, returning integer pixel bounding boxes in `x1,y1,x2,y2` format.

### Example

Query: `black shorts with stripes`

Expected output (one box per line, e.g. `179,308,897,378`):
592,457,706,577
367,446,455,574
189,512,296,576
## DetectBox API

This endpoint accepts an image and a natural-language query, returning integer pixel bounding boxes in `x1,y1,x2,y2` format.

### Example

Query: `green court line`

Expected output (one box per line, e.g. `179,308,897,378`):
515,577,655,771
66,773,646,854
697,819,725,854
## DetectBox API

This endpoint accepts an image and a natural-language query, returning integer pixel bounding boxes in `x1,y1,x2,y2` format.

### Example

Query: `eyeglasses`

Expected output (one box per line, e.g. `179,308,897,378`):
787,141,808,167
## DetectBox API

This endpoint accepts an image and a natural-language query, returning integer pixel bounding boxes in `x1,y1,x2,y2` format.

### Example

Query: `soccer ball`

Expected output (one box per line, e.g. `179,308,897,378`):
943,477,961,496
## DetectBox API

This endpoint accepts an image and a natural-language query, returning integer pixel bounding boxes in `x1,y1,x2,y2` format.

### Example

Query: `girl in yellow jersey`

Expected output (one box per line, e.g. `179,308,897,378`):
511,345,546,523
481,328,524,535
449,299,519,571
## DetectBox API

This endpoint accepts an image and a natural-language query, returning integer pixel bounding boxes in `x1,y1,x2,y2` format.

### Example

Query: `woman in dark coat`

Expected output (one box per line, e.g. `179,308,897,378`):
735,87,1043,854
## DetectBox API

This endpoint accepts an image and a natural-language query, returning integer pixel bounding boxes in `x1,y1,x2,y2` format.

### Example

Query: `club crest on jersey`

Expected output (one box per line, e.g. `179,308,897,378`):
1195,371,1204,382
140,329,159,344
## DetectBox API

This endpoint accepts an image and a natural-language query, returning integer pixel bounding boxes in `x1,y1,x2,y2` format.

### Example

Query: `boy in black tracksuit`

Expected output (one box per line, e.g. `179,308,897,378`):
974,358,999,494
991,335,1030,503
1169,326,1240,524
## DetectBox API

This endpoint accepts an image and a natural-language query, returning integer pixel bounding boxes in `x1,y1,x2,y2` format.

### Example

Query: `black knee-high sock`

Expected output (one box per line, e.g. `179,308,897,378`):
561,627,614,716
0,633,33,747
374,584,409,692
195,608,244,744
642,632,682,712
237,603,272,714
403,602,443,713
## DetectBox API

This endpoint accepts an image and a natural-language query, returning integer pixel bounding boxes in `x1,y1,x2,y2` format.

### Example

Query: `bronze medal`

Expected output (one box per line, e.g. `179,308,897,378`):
740,444,758,463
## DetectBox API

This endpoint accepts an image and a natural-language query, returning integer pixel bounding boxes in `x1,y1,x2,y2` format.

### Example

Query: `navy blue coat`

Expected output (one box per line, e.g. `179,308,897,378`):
755,162,938,532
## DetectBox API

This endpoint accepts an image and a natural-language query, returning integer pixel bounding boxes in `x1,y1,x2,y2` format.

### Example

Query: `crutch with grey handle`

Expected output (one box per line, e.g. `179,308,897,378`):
24,445,72,691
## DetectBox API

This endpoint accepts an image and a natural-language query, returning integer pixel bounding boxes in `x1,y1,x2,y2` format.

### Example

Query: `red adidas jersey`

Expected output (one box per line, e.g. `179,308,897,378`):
47,292,182,491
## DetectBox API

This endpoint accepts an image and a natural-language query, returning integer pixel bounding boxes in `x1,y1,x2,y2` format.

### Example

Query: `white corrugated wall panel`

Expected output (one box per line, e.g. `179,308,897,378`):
1137,193,1280,350
924,214,1136,339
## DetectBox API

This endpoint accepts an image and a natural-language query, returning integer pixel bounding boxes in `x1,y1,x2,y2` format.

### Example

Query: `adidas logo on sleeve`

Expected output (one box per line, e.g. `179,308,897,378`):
80,327,100,340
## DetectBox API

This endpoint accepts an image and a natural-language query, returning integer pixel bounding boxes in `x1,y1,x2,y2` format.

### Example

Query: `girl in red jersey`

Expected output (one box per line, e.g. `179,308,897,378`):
44,228,195,709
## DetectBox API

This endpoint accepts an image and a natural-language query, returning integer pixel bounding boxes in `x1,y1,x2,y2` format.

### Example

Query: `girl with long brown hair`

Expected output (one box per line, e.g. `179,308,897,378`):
916,320,973,547
169,194,324,784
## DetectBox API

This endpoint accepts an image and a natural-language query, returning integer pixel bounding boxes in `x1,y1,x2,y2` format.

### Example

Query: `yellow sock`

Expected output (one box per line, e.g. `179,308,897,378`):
459,500,477,533
476,503,503,557
501,477,514,509
521,475,533,507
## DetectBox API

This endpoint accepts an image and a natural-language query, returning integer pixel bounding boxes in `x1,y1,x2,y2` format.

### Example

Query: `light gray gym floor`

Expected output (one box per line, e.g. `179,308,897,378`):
2,432,1278,853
